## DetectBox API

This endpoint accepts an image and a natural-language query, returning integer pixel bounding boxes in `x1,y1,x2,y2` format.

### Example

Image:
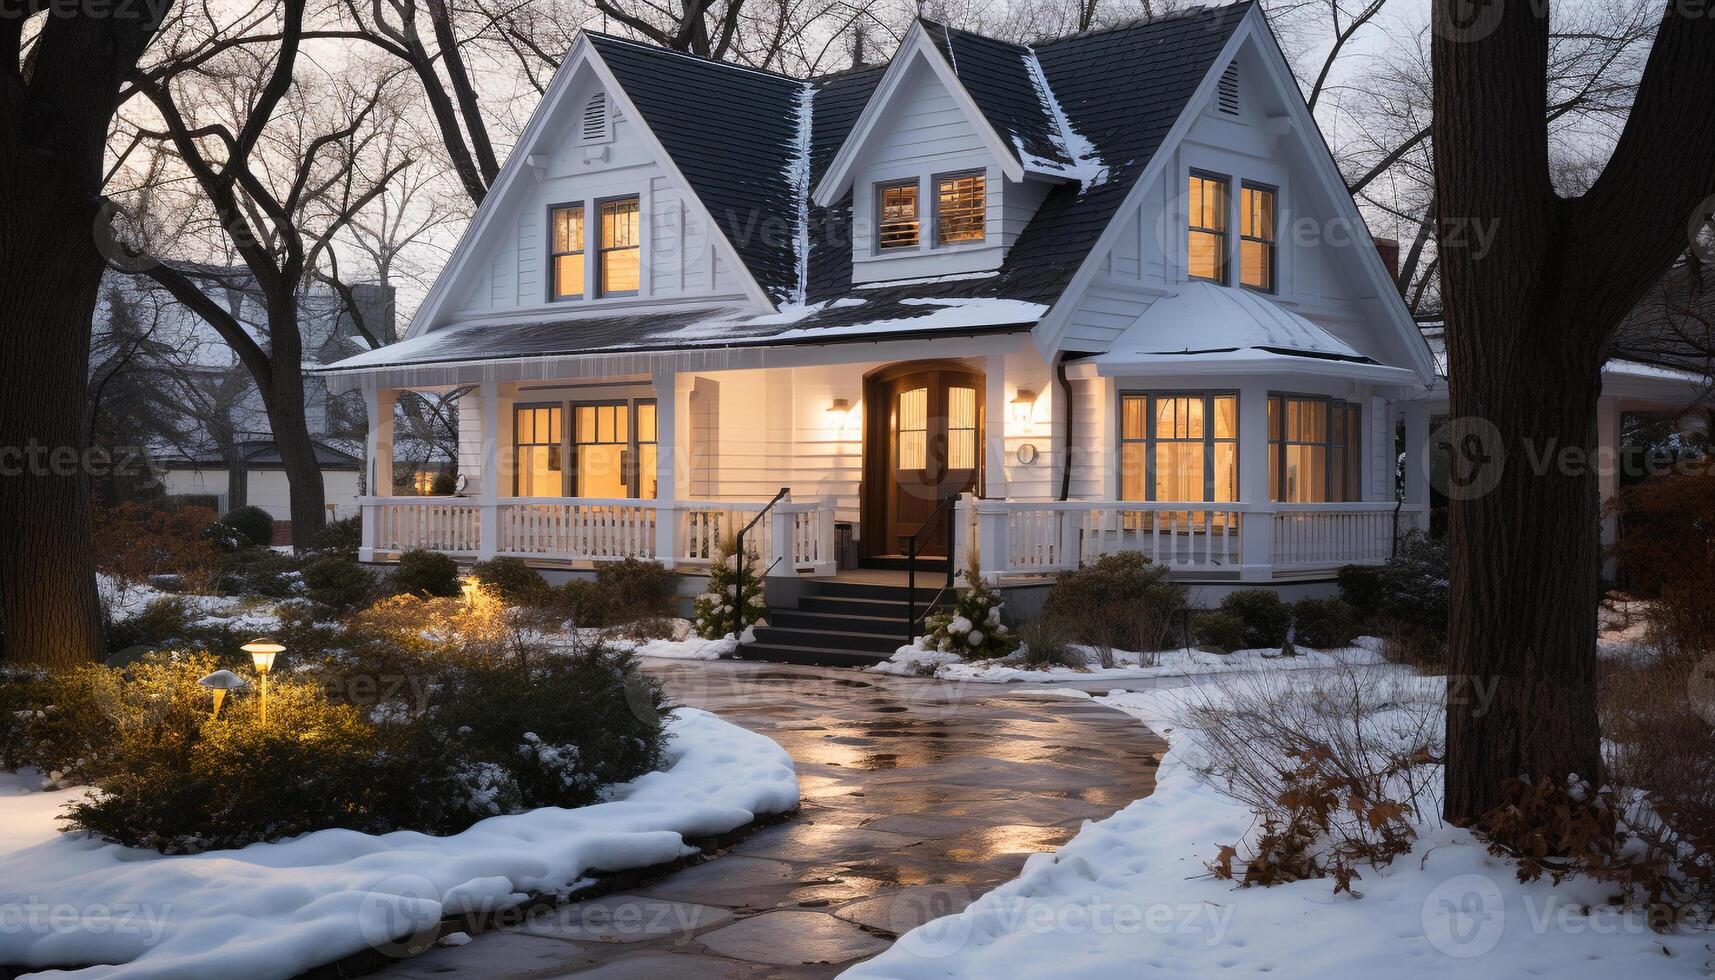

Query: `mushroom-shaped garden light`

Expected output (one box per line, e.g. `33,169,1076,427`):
197,670,248,719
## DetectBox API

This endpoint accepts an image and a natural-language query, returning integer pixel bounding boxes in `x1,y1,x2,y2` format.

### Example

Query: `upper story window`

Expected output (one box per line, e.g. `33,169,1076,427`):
877,180,919,250
1269,395,1361,502
550,204,585,301
935,172,985,245
598,197,640,297
1120,392,1238,503
1240,183,1276,292
1187,172,1229,284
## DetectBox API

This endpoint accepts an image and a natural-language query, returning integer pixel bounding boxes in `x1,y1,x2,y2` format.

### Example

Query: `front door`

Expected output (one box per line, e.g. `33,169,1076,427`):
865,364,982,557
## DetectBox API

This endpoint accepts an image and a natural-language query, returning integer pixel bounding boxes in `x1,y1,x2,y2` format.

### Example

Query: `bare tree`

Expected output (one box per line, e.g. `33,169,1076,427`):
1433,0,1715,822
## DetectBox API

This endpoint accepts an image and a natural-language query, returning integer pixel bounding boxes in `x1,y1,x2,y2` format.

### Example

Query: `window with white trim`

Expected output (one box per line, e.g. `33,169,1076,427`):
935,171,985,245
1268,394,1362,502
877,180,919,250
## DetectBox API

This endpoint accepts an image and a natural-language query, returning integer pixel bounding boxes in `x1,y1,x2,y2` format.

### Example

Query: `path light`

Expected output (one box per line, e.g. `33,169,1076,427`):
197,670,247,719
461,575,481,605
241,637,285,725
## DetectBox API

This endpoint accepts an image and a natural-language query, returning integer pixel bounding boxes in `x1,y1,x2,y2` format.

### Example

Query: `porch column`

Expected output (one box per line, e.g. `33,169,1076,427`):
360,386,397,562
1402,400,1430,510
1597,394,1620,580
477,381,500,559
653,368,679,566
983,354,1008,499
1238,380,1273,581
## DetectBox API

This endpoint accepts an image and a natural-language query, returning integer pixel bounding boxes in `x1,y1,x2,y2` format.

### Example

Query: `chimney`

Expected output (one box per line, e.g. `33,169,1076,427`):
1373,237,1400,284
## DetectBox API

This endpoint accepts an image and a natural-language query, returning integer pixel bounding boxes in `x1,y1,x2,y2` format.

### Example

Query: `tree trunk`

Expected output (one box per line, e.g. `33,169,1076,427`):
262,294,327,550
0,187,108,667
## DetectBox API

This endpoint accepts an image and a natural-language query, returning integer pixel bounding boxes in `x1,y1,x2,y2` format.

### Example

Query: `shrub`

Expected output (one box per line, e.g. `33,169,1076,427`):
1334,564,1386,624
1043,552,1187,653
92,501,224,590
557,578,616,628
1341,532,1449,667
0,665,49,771
219,548,301,598
1218,590,1292,649
104,596,195,656
692,538,764,639
923,562,1017,660
391,548,462,598
302,555,376,613
472,557,553,606
1608,473,1715,657
219,505,276,548
1013,618,1086,671
311,516,363,558
1193,611,1249,653
1290,598,1359,649
596,556,675,618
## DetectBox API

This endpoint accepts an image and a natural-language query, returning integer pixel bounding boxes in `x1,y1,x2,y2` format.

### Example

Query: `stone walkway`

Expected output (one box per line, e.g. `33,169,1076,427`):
379,660,1167,979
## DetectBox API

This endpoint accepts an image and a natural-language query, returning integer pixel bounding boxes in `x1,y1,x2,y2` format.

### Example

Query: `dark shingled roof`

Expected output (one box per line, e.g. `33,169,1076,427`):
921,20,1069,169
590,34,806,305
1610,262,1715,376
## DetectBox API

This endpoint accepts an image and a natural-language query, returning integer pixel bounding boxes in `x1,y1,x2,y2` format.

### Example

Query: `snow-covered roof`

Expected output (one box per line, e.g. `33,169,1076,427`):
1091,281,1368,370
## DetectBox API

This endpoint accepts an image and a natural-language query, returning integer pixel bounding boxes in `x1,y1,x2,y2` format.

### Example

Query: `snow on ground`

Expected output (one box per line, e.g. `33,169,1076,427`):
845,673,1713,980
870,637,1388,683
0,708,797,980
99,574,283,633
612,633,737,661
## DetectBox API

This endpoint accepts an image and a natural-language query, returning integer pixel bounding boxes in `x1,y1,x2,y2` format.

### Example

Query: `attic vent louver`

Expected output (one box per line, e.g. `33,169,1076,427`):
1217,64,1240,115
580,92,610,143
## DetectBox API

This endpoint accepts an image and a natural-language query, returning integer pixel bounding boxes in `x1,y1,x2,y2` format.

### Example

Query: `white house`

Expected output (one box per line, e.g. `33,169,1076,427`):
315,3,1706,660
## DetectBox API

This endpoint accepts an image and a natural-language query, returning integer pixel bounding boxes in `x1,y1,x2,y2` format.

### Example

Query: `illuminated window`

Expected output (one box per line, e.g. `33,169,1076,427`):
936,172,985,245
1187,172,1229,284
572,400,657,499
1120,392,1238,503
877,180,919,250
514,406,563,497
1240,184,1276,292
1269,395,1361,502
598,197,640,297
550,205,584,300
946,386,977,470
897,387,927,469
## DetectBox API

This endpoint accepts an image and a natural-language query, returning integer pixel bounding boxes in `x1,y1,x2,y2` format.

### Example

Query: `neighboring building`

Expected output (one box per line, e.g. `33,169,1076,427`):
93,271,396,536
314,4,1710,661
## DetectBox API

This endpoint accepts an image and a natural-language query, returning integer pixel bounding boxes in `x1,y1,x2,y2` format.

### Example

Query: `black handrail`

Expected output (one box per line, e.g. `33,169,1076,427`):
906,494,958,645
733,487,790,640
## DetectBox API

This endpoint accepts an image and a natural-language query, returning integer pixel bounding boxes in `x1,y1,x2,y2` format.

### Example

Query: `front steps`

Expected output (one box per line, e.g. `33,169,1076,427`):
737,577,955,667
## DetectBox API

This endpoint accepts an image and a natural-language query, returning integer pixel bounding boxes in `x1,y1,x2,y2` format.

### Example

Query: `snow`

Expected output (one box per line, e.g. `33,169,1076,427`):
871,638,1389,683
786,82,815,306
845,671,1714,980
765,297,1044,342
1020,48,1106,190
0,709,796,979
99,575,284,633
614,633,737,661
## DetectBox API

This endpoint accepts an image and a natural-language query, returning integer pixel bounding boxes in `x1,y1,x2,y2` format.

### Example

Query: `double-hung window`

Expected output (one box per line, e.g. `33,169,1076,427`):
515,405,564,496
549,205,585,300
877,180,919,250
598,197,640,297
1240,183,1276,292
1187,172,1230,284
1268,395,1362,502
935,172,985,245
1120,392,1239,503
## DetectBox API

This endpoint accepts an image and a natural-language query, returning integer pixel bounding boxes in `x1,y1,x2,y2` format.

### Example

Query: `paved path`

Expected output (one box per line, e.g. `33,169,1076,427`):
380,660,1167,979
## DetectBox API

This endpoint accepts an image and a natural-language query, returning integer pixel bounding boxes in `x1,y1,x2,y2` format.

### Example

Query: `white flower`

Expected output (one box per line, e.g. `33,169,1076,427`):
949,615,972,634
967,630,984,646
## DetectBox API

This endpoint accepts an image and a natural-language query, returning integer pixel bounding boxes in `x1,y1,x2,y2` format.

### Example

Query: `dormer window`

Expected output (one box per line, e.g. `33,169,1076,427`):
1240,183,1276,292
935,172,985,245
580,91,610,144
1188,171,1230,284
549,204,585,300
877,180,919,250
598,196,640,297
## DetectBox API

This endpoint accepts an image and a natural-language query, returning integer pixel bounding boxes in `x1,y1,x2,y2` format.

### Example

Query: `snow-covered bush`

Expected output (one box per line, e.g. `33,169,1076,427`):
923,572,1017,660
692,537,766,639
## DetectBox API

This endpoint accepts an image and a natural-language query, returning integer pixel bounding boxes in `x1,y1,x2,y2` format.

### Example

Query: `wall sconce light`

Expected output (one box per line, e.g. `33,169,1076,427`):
242,637,285,725
827,398,851,420
1010,388,1037,424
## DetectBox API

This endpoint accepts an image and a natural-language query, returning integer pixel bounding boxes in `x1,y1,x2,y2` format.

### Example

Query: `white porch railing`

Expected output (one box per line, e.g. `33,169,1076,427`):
960,497,1426,580
359,495,837,575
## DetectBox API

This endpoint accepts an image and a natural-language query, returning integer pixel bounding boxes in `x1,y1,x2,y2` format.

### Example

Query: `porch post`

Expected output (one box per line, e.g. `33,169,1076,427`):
360,386,397,562
983,354,1008,499
1402,400,1430,532
1238,380,1273,581
653,368,679,566
973,497,1007,585
477,381,500,560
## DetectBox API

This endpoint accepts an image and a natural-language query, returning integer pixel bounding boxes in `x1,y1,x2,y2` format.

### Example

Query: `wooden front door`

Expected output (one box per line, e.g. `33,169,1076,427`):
864,364,982,557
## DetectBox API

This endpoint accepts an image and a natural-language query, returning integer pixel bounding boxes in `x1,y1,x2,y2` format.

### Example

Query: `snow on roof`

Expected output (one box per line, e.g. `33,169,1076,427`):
1097,282,1365,365
1020,47,1106,190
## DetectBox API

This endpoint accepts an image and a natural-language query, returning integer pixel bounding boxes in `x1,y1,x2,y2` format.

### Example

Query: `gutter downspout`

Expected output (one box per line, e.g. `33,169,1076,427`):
1055,355,1073,501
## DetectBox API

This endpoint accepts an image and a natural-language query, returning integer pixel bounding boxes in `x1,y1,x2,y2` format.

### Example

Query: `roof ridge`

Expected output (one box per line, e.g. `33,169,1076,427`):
583,31,801,84
1036,1,1254,47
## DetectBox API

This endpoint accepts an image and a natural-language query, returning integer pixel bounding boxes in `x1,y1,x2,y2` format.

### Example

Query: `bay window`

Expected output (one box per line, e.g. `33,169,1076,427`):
1268,394,1362,502
1120,392,1239,503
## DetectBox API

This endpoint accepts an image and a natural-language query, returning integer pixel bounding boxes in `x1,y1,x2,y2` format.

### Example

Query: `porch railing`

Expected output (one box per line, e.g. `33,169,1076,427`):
960,497,1427,580
359,494,837,574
